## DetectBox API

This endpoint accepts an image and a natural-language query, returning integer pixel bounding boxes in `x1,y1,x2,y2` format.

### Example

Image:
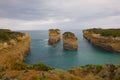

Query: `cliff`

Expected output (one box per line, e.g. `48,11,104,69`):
1,63,120,80
0,29,120,80
83,29,120,52
0,29,30,67
48,29,60,45
40,64,120,80
62,32,78,50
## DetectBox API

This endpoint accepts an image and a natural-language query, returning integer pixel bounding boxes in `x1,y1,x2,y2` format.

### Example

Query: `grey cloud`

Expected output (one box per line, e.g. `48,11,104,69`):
0,0,56,20
0,0,120,30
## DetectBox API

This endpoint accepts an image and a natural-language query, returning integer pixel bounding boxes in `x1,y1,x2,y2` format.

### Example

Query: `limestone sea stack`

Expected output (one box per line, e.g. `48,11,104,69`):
48,29,60,45
83,29,120,52
63,32,78,50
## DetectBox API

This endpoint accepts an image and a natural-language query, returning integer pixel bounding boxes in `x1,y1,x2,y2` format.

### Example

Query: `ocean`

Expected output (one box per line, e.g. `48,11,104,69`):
22,30,120,69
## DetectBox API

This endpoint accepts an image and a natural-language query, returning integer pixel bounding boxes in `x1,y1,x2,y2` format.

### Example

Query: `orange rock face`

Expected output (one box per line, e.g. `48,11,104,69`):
62,32,78,50
83,30,120,52
48,29,60,45
0,30,30,67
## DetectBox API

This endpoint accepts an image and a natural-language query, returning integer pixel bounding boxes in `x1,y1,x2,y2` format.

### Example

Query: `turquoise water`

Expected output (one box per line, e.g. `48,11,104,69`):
23,30,120,69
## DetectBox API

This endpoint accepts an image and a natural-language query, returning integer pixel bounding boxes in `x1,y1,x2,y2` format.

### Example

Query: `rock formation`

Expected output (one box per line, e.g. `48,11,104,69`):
83,29,120,52
0,29,30,67
48,29,60,45
62,32,78,50
1,29,120,80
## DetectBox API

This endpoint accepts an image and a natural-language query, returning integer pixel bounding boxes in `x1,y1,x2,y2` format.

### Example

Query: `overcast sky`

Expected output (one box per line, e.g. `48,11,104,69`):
0,0,120,30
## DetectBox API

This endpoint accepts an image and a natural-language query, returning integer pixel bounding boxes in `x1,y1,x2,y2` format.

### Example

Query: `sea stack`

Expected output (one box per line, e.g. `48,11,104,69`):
63,32,78,50
48,29,60,45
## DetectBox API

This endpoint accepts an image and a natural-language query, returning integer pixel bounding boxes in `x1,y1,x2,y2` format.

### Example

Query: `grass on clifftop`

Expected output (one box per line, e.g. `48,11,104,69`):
11,62,54,71
87,28,120,37
63,32,77,40
0,29,24,41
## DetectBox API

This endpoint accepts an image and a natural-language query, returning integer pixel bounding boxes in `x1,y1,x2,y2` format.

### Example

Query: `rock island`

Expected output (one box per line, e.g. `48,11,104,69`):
48,29,60,45
63,32,78,50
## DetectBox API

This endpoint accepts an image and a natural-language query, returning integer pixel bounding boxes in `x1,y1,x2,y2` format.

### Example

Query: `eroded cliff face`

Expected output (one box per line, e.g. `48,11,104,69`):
41,64,120,80
0,32,30,67
83,30,120,52
48,29,60,45
63,32,78,50
1,63,120,80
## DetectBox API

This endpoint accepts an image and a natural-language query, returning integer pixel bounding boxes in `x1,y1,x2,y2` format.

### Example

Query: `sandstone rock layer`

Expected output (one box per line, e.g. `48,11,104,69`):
83,30,120,52
63,32,78,50
0,29,30,67
48,29,60,45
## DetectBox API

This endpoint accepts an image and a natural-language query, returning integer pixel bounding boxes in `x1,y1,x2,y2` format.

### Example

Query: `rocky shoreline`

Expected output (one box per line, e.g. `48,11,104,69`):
83,29,120,52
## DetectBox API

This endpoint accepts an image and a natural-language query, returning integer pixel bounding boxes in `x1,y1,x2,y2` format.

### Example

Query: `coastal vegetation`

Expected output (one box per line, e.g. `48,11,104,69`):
0,30,30,67
83,28,120,52
31,62,54,71
0,29,24,41
1,28,120,80
1,63,120,80
11,62,54,71
63,32,77,40
87,28,120,37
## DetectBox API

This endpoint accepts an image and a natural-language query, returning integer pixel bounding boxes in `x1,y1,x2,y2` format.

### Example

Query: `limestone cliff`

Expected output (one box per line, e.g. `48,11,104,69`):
1,63,119,80
63,32,78,50
83,29,120,52
48,29,60,45
0,29,30,67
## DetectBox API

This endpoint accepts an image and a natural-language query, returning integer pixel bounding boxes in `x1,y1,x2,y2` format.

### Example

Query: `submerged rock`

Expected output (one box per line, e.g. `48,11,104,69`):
62,32,78,50
48,29,60,45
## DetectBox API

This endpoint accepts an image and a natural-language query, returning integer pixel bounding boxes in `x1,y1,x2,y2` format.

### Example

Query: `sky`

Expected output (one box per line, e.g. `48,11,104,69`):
0,0,120,30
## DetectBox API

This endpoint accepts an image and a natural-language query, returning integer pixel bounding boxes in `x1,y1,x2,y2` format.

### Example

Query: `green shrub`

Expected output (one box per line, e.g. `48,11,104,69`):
80,64,91,68
0,33,10,41
87,28,120,37
11,62,54,71
11,62,28,70
38,75,48,80
31,62,54,71
80,64,103,74
113,75,120,80
95,65,103,73
0,65,7,71
0,29,24,41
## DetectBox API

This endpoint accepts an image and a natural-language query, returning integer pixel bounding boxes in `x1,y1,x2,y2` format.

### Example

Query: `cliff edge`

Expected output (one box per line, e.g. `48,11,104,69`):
0,29,30,67
83,29,120,52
